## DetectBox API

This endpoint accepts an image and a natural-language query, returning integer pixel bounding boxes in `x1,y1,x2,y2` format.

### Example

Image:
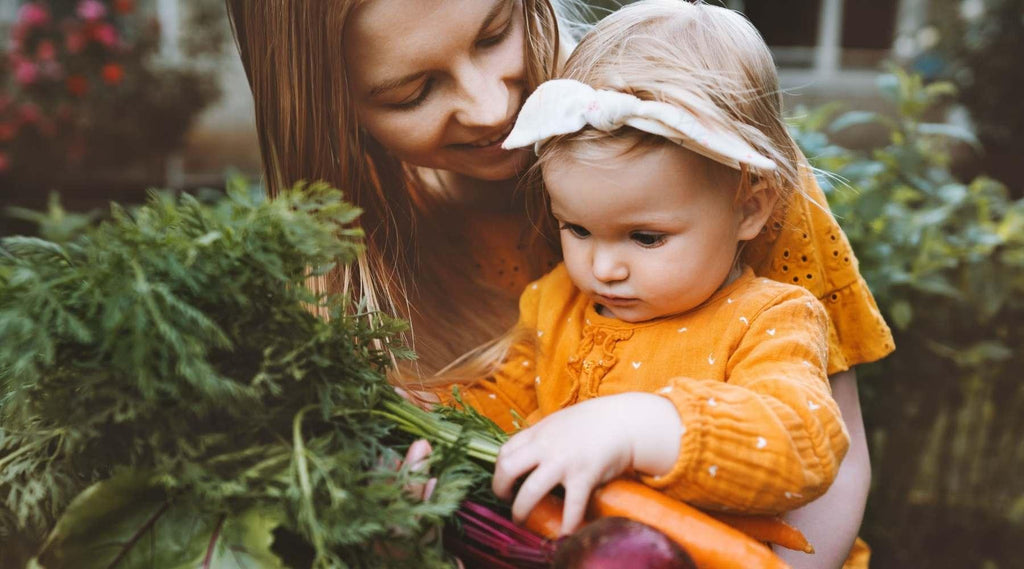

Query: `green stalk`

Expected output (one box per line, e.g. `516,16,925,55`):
378,399,503,463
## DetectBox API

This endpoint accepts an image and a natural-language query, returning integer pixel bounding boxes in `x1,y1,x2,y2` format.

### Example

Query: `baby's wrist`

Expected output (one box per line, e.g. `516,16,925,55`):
620,393,683,477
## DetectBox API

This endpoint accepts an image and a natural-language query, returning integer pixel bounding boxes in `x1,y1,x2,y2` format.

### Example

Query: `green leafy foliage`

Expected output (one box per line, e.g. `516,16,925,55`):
0,178,478,568
30,471,285,569
791,68,1024,567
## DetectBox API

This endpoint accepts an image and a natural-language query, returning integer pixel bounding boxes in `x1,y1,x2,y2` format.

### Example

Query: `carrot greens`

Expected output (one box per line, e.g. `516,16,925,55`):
0,180,491,568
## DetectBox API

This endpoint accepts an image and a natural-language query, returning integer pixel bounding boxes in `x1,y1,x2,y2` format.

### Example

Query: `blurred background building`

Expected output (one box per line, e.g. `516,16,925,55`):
0,0,1001,201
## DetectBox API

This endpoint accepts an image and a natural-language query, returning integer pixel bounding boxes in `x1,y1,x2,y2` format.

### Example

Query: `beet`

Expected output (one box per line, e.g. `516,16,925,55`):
552,517,697,569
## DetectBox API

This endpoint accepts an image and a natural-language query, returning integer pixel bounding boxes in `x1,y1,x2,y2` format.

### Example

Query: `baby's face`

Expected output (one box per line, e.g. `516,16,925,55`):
543,143,752,323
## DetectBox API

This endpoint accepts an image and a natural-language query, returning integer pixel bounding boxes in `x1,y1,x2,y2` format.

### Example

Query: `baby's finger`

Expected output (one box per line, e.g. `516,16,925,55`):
401,439,434,500
510,465,562,524
404,439,433,471
492,444,539,500
559,479,593,536
422,477,438,501
498,426,535,457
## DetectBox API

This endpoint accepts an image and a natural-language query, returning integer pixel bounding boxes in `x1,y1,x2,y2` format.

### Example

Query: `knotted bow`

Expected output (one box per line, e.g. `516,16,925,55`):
502,79,776,171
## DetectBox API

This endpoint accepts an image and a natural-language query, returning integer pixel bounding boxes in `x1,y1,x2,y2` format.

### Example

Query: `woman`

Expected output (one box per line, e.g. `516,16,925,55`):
224,1,891,567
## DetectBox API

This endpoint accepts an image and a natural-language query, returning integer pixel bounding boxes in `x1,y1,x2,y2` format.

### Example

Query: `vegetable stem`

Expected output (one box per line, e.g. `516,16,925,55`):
377,399,503,462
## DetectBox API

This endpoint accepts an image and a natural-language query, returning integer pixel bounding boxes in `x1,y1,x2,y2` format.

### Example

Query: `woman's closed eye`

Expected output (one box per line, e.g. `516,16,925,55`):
630,231,667,248
476,16,514,48
559,223,591,239
388,78,435,110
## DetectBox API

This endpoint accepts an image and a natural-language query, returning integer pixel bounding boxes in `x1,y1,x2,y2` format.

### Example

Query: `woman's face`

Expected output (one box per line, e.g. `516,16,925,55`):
345,0,532,182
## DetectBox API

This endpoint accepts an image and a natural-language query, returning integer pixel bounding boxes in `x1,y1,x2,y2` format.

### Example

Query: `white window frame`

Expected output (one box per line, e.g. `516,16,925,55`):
726,0,926,96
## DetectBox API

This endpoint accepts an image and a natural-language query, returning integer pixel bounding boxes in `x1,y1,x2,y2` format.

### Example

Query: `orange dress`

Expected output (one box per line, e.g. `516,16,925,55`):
455,265,850,514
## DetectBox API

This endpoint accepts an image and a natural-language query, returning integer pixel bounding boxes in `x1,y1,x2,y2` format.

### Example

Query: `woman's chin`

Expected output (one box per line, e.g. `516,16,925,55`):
449,147,532,182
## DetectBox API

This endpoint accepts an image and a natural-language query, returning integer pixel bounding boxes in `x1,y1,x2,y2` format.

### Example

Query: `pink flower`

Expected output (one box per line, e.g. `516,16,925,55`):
93,23,119,48
14,60,38,85
16,3,50,28
77,0,107,21
36,40,57,61
101,63,124,85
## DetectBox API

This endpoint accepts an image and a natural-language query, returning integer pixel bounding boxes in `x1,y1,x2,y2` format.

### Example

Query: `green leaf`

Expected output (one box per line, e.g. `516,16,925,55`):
828,110,886,134
32,472,285,569
890,300,914,331
915,123,983,151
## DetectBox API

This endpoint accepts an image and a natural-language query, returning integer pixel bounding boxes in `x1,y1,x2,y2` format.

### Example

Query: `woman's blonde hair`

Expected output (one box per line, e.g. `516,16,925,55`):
534,0,803,232
224,0,579,378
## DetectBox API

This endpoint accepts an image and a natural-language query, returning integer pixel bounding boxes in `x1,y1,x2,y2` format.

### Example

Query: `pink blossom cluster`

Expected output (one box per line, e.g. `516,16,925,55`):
1,0,137,173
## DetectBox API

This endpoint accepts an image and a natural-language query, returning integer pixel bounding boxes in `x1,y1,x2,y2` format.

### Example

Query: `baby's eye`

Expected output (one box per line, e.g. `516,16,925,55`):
559,223,591,238
631,232,666,247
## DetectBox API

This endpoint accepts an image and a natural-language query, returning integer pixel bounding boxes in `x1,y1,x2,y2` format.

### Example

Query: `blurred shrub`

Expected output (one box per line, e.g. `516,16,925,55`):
0,0,221,185
791,68,1024,568
926,0,1024,194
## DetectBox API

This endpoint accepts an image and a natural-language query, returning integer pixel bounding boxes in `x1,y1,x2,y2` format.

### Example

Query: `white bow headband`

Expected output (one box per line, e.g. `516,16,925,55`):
502,79,776,171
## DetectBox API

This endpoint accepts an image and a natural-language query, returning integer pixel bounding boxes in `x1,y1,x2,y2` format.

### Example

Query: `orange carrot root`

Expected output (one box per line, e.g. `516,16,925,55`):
524,494,566,540
588,480,791,569
708,512,814,553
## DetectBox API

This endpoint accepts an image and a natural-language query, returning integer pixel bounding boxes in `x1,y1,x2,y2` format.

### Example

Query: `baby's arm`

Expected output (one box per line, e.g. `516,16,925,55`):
642,288,849,515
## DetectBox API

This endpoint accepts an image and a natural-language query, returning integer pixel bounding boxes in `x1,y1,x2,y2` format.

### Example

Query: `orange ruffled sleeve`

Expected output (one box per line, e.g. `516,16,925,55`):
641,287,850,515
743,164,894,374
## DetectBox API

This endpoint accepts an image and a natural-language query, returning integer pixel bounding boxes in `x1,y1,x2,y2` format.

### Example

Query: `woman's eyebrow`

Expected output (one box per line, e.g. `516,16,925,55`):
367,0,510,98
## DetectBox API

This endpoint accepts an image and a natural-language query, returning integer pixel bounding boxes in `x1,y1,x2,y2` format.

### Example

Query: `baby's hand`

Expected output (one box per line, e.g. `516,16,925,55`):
492,393,682,535
401,438,437,501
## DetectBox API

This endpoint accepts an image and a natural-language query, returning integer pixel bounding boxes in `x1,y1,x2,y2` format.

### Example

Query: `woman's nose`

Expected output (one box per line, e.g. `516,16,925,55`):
454,62,510,128
592,247,629,283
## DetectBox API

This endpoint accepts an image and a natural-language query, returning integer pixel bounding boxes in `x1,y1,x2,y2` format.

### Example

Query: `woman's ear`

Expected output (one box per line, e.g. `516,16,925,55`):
736,179,778,241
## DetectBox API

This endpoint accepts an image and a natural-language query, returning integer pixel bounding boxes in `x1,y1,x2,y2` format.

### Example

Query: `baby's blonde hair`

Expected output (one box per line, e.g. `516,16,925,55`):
534,0,803,230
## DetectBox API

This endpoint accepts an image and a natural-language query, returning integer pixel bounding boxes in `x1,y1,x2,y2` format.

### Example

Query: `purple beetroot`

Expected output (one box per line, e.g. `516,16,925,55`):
552,517,697,569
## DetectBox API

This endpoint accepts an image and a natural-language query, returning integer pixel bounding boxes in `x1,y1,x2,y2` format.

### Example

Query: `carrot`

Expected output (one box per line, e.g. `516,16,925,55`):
524,493,567,540
588,479,791,569
707,512,814,553
527,489,814,554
